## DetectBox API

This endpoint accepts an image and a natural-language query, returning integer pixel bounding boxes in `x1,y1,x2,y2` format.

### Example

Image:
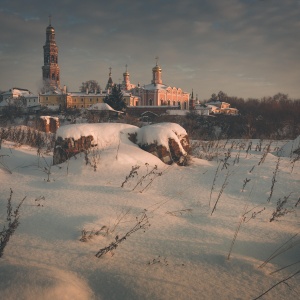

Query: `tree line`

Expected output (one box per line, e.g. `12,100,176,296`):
186,91,300,139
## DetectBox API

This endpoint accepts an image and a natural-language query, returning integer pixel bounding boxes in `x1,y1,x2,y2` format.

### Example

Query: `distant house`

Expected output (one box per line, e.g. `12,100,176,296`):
206,100,238,115
67,91,106,109
0,88,39,113
39,87,67,110
194,103,211,116
87,102,123,122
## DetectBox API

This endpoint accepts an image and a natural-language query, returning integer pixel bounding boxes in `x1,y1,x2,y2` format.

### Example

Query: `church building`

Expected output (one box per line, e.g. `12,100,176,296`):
130,58,190,109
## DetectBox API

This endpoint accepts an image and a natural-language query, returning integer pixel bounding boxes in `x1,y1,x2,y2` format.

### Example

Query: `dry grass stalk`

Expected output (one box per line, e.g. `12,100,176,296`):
95,210,150,258
258,233,299,269
267,157,280,202
211,171,232,216
227,205,247,260
209,161,222,207
166,209,193,217
253,269,300,300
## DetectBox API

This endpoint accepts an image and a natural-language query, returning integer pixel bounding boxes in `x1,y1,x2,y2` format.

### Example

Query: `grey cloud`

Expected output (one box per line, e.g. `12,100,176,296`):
0,0,299,99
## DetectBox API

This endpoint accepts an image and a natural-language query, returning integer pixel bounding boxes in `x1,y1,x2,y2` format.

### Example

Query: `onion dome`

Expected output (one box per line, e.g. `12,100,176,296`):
152,64,162,72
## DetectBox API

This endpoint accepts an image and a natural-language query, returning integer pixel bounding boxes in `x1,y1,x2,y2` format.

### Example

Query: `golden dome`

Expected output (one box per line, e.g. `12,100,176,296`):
152,65,162,72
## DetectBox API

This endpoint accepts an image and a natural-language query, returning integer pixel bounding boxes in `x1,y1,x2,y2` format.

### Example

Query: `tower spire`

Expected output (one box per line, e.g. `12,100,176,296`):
49,15,52,26
106,67,114,90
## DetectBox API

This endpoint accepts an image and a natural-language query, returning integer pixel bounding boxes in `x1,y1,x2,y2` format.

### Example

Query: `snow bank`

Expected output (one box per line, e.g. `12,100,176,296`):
136,122,188,154
0,262,94,300
276,135,300,157
56,123,138,148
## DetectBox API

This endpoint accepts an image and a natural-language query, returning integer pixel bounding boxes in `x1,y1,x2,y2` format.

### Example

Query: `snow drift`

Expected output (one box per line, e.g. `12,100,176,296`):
276,135,300,157
53,123,190,165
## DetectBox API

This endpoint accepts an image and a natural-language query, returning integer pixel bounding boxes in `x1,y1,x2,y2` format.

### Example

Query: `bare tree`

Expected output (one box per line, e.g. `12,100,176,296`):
80,80,101,94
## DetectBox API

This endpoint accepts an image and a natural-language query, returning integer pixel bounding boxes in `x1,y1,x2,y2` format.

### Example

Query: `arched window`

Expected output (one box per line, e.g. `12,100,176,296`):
184,102,187,109
173,101,176,106
167,100,170,106
149,99,153,106
51,55,55,63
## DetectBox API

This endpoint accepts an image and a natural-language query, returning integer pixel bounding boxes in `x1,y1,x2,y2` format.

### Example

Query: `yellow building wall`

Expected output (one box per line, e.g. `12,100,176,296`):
39,94,66,108
67,95,105,109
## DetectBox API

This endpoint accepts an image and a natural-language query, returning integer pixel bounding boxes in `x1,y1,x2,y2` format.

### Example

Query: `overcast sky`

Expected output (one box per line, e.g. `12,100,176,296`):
0,0,300,99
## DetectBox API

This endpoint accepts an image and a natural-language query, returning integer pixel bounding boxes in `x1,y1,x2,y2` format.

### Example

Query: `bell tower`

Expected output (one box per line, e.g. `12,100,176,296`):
42,16,60,88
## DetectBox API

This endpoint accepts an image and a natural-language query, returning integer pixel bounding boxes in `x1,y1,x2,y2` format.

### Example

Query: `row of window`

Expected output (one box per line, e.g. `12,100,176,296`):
44,96,64,101
44,73,59,80
71,98,102,103
146,99,188,109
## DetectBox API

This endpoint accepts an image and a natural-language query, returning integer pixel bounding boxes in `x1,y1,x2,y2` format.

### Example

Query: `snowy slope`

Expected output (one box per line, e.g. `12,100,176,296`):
0,131,299,300
277,135,300,158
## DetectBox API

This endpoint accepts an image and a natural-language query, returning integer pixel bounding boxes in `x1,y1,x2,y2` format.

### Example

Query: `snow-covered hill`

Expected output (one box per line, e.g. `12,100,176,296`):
0,125,299,300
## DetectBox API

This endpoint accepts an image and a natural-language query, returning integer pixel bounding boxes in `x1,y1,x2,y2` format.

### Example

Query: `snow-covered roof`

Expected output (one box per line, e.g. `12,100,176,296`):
195,104,210,110
40,116,59,124
2,88,32,98
87,103,122,113
143,83,169,91
41,88,64,95
67,91,107,97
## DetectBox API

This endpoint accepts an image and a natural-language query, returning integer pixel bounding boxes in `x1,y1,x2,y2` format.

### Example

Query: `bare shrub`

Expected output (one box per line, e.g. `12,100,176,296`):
0,189,26,258
269,194,294,222
121,165,140,188
79,226,109,242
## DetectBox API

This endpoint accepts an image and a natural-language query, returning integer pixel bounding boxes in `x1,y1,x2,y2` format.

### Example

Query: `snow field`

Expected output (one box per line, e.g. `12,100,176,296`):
0,132,299,299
